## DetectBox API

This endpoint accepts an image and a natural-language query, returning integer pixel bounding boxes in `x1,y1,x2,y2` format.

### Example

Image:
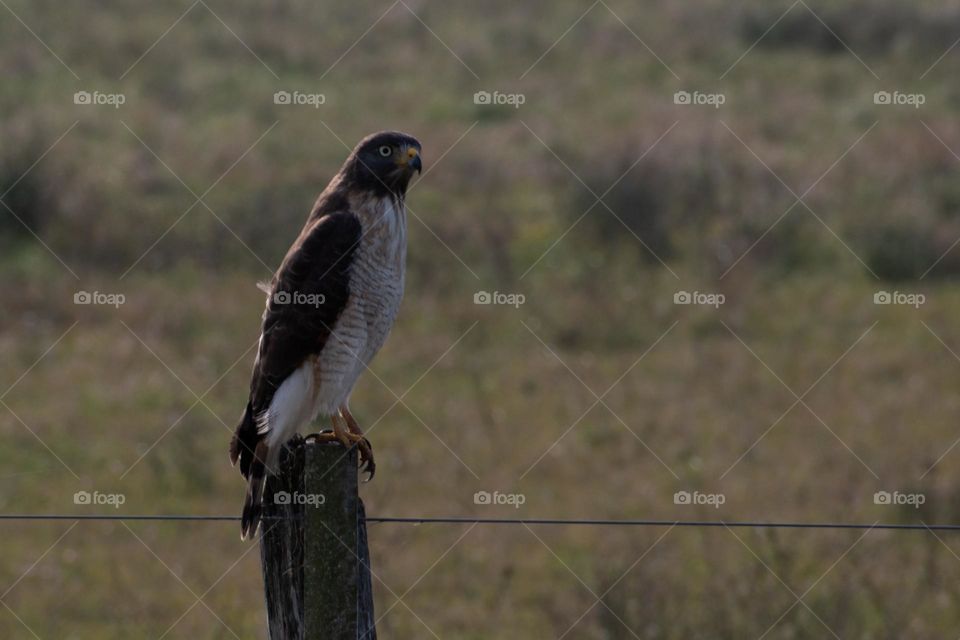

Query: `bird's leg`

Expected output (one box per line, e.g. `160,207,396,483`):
341,405,375,480
331,412,352,448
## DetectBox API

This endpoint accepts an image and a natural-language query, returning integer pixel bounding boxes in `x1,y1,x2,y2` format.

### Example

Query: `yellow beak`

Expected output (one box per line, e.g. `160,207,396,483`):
398,146,422,173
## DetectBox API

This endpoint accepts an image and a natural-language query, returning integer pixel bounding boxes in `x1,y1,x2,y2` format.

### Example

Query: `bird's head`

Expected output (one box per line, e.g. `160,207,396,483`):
344,131,422,197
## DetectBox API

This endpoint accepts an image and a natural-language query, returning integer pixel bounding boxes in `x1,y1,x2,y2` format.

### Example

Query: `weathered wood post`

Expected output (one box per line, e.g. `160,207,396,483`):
259,439,376,639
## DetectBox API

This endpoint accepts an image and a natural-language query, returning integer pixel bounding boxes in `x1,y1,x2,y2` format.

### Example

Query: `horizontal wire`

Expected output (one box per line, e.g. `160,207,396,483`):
0,514,958,531
0,514,243,521
367,517,960,531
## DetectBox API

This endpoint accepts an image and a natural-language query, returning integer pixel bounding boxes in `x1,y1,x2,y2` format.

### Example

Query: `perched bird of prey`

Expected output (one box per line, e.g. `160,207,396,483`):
230,130,421,539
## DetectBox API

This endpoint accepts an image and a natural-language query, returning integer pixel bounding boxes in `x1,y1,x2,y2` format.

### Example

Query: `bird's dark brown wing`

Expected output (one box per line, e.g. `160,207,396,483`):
249,210,362,415
230,210,362,478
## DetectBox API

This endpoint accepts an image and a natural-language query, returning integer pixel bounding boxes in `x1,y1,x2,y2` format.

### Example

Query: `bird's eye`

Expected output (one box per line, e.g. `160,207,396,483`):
378,145,392,157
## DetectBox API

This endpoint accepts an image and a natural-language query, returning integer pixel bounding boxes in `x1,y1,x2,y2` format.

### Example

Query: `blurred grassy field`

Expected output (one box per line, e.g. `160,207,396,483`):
5,0,960,637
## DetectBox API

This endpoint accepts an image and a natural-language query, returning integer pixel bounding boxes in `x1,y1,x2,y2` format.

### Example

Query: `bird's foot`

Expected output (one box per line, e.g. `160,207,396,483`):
344,432,375,481
303,430,333,444
339,407,376,481
305,429,375,481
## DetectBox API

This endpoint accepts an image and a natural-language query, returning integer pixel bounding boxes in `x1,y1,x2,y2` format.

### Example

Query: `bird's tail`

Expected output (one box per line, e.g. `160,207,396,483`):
240,439,271,540
230,402,271,540
229,401,258,478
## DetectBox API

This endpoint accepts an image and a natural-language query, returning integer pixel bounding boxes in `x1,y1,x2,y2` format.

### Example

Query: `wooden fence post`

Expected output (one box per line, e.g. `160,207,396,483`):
259,439,376,639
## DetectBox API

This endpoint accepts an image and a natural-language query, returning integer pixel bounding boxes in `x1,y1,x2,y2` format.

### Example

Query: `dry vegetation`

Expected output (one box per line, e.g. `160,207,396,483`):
3,0,960,637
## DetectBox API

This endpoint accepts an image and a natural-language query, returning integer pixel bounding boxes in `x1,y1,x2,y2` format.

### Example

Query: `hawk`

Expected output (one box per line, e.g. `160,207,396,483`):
230,131,421,539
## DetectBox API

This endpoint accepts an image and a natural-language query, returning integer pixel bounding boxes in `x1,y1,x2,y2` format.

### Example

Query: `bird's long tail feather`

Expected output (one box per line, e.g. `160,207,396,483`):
229,402,258,478
240,439,270,540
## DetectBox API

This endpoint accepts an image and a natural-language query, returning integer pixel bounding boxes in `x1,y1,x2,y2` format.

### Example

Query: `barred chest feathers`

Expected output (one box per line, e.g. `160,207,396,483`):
309,195,407,414
350,194,407,356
